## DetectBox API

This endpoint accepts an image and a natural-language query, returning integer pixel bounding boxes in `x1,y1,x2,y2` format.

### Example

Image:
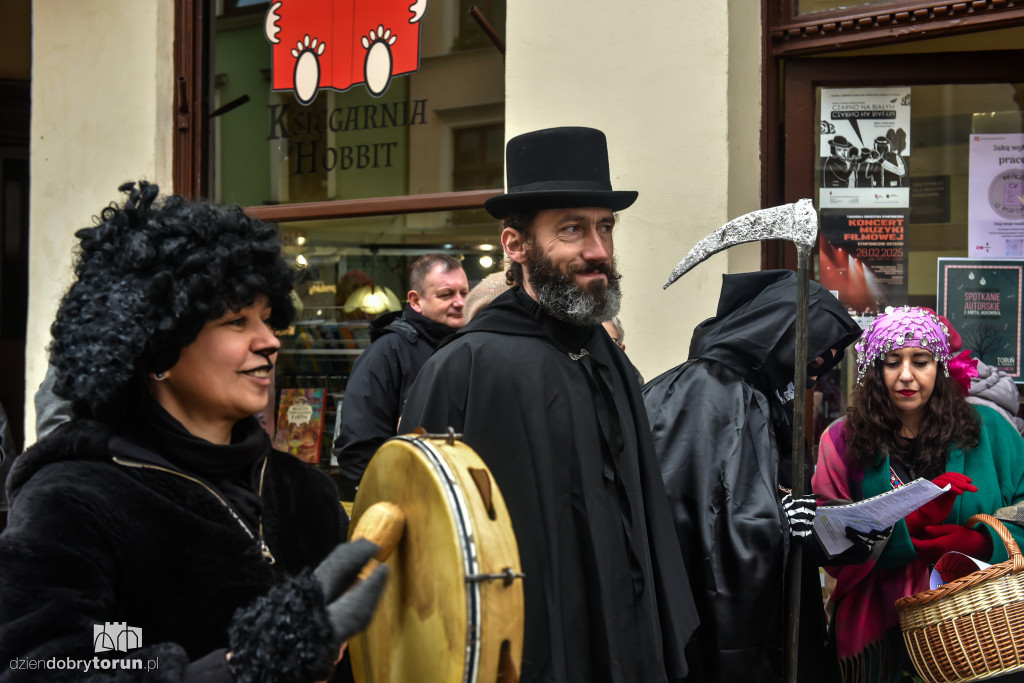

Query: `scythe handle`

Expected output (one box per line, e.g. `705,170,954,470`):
785,245,811,683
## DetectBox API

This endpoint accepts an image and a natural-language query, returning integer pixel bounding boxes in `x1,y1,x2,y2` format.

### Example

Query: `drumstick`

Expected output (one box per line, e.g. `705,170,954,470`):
350,501,406,581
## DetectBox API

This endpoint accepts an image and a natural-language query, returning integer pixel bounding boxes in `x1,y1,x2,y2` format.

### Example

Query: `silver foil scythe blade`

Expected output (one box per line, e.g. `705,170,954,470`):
663,198,817,288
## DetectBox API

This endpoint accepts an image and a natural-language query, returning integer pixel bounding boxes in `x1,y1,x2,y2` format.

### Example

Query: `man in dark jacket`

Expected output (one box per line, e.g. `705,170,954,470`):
642,270,862,683
334,253,468,489
399,127,699,683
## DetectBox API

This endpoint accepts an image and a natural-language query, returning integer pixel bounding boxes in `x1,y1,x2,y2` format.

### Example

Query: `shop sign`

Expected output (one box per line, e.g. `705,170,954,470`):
264,0,429,103
937,258,1023,381
266,98,428,176
968,133,1024,258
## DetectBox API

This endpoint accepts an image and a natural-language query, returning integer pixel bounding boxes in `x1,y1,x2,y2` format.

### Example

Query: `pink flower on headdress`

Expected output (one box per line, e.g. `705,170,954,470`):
948,350,979,397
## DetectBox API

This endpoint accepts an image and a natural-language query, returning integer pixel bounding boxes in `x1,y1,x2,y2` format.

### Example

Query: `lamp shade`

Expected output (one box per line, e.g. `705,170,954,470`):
344,284,402,315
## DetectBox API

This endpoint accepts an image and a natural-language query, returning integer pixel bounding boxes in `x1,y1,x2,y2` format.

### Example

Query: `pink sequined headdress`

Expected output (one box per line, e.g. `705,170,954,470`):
855,306,952,384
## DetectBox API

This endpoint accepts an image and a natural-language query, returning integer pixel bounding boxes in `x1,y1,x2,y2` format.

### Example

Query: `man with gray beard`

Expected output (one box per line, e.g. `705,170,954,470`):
399,127,698,683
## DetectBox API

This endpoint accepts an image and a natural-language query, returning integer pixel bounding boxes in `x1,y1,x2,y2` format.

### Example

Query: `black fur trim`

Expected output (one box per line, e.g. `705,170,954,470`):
227,570,337,683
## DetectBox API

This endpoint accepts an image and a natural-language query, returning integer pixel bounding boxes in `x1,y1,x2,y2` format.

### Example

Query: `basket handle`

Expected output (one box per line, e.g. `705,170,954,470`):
966,513,1024,572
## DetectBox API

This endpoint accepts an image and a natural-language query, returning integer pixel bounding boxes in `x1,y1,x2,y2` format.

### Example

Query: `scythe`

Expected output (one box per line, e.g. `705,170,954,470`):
664,198,817,683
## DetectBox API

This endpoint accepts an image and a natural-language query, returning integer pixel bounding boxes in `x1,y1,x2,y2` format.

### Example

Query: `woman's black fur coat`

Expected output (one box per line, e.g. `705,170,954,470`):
0,417,345,681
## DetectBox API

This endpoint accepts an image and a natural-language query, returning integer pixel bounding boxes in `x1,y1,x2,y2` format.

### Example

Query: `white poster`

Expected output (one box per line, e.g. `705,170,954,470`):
968,133,1024,258
819,87,911,209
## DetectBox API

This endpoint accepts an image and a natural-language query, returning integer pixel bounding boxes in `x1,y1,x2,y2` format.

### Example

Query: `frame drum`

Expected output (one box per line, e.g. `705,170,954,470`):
348,433,524,683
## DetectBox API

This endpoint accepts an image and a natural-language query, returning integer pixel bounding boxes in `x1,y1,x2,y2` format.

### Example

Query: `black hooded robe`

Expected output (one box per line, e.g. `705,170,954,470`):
399,288,699,683
642,270,862,683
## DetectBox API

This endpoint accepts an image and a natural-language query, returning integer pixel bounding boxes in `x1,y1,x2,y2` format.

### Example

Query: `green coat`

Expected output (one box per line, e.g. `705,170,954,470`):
872,404,1024,568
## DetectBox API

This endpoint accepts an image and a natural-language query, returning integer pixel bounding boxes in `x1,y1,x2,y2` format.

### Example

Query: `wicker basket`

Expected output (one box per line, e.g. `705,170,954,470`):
896,514,1024,682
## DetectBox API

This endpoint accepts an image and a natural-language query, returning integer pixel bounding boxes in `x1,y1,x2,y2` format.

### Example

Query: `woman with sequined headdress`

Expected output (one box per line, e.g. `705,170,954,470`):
813,306,1024,682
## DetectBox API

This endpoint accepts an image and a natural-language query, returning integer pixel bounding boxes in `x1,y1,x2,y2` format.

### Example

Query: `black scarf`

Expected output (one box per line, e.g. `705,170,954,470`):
123,401,271,529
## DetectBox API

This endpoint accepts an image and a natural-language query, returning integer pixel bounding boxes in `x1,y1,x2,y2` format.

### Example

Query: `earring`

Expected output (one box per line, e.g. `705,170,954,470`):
153,372,167,381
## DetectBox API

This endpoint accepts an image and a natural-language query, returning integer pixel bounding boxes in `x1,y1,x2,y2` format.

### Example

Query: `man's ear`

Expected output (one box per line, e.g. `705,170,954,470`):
501,227,528,265
407,289,423,313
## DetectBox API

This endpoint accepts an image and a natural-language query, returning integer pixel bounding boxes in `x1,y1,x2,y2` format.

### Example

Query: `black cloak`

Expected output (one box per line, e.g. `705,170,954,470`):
399,288,699,683
641,270,861,683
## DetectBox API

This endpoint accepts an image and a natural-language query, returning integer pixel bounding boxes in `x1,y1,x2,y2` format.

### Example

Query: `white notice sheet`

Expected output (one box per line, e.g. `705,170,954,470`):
814,478,950,557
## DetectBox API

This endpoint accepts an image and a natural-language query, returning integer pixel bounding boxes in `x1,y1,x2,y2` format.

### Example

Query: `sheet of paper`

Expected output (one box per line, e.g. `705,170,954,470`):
814,478,949,557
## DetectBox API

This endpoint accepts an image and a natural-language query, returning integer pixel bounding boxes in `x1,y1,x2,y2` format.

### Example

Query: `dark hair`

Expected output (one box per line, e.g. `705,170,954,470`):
846,359,980,471
49,181,296,424
408,253,462,293
501,210,538,287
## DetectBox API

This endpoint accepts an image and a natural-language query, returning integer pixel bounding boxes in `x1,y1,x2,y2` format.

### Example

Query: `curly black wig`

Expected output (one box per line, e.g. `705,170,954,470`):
49,181,296,424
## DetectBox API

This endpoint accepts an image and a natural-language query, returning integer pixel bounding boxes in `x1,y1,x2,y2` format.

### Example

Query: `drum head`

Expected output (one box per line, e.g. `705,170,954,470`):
349,435,523,683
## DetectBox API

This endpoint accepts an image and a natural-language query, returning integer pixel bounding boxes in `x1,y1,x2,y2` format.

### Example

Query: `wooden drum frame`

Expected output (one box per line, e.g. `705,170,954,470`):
348,431,524,683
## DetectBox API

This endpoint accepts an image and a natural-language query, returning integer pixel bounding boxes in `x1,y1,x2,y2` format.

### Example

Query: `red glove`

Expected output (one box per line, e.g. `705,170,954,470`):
905,473,977,536
910,523,993,563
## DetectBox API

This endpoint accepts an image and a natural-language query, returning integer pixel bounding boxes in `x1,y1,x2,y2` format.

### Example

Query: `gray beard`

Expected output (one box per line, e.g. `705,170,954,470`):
526,249,622,326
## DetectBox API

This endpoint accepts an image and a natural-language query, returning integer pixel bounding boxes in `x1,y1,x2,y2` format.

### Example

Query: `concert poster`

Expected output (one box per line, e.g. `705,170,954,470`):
819,209,908,313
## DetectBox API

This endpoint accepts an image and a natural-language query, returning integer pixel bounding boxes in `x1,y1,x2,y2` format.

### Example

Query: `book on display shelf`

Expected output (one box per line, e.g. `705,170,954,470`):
272,388,327,464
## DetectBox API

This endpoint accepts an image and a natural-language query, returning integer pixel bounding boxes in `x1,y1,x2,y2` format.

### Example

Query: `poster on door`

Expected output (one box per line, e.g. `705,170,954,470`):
937,258,1023,381
819,209,908,313
819,87,911,209
968,133,1024,258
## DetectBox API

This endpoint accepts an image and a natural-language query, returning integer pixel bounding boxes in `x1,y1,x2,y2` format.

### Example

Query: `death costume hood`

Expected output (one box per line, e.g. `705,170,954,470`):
643,269,860,682
688,270,861,396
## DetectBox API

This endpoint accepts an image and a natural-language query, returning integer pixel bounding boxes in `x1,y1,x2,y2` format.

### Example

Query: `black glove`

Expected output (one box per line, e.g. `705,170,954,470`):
845,525,892,556
228,538,389,683
314,538,391,644
781,493,816,538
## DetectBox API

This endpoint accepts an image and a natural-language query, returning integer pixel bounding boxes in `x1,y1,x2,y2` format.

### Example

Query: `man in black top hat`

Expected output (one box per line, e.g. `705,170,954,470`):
400,127,698,683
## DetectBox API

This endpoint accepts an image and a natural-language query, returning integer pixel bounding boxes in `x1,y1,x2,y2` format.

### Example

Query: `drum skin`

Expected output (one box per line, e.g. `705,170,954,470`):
348,434,524,683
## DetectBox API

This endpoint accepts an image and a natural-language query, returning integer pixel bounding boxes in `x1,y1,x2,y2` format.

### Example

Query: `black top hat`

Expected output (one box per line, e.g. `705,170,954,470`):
484,127,638,219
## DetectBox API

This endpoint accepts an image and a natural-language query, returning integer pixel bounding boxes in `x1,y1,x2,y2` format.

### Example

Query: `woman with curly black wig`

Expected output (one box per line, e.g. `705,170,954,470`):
812,306,1024,683
0,182,387,682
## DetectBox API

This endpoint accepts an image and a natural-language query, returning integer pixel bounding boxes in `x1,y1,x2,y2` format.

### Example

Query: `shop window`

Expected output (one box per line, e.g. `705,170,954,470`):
273,210,504,467
176,0,505,208
454,0,506,51
222,0,267,14
175,0,506,472
453,124,504,191
777,51,1024,452
781,53,1024,309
